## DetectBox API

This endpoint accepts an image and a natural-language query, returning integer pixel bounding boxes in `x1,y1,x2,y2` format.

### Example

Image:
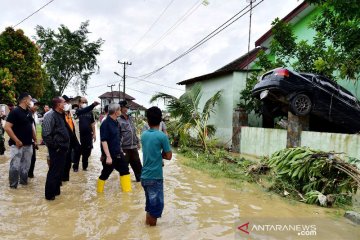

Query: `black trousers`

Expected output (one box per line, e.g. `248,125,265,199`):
123,148,142,182
73,135,92,170
28,144,36,177
63,140,80,181
45,147,67,199
99,154,129,180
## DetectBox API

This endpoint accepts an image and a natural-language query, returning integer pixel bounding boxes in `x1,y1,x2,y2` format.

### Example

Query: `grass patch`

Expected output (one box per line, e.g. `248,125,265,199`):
176,146,257,183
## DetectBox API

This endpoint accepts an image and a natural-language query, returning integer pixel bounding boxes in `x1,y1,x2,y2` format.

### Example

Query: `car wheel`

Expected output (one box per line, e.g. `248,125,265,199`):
290,94,312,116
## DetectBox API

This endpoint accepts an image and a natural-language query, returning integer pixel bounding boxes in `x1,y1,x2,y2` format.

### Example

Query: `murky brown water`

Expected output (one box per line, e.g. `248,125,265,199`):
0,131,359,239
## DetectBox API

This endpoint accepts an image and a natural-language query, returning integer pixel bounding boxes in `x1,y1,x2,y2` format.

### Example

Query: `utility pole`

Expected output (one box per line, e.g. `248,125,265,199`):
118,61,132,100
118,82,121,102
107,84,115,103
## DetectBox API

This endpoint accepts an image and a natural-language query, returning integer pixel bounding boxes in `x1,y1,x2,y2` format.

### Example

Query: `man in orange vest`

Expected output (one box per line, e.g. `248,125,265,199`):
62,95,81,182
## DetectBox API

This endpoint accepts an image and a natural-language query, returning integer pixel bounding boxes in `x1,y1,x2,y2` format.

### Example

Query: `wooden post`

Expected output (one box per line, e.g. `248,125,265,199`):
286,111,309,148
232,108,248,153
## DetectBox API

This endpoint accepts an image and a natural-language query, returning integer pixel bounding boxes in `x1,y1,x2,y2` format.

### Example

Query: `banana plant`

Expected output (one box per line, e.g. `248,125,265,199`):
150,83,222,152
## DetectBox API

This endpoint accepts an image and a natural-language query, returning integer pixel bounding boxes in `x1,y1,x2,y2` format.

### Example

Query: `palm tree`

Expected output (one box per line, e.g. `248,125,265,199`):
150,83,222,152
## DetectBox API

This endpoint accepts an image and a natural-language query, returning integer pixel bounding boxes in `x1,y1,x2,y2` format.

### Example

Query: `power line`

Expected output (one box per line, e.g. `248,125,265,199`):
87,75,183,92
127,76,184,91
126,86,153,95
137,0,264,79
124,0,176,59
140,0,204,56
138,2,253,78
13,0,55,27
86,80,153,96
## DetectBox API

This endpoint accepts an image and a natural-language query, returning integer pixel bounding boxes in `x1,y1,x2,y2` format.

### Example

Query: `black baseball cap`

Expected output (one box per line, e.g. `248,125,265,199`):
62,95,73,102
18,92,30,102
119,100,129,108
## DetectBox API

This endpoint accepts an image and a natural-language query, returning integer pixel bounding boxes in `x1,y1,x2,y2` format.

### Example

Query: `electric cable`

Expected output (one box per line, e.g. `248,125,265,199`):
13,0,55,27
124,0,176,59
137,0,264,79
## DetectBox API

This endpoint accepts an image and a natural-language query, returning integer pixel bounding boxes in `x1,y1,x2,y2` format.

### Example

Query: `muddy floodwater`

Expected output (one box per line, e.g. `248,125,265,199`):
0,134,359,239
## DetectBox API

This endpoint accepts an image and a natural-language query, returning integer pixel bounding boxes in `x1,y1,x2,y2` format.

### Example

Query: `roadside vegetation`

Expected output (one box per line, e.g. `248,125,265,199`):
176,145,360,210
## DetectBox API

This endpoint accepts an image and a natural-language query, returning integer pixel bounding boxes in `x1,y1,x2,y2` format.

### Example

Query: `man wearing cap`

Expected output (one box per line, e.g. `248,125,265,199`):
118,100,142,182
4,93,36,188
73,97,99,171
28,98,40,178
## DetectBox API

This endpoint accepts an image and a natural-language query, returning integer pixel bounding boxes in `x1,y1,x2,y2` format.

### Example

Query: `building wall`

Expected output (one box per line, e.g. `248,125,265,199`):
291,8,319,44
184,71,261,145
186,73,235,145
233,72,262,127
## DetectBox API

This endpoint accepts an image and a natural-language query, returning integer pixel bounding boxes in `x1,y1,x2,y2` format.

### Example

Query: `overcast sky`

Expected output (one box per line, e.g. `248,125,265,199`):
2,0,302,108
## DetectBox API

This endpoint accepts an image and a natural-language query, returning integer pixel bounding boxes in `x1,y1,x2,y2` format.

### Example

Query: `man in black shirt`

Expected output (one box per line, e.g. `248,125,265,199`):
4,93,36,189
42,97,70,200
73,97,98,171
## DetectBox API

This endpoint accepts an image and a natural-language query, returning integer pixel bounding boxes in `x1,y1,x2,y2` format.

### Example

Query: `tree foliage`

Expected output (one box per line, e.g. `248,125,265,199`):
0,27,48,101
239,0,360,115
307,0,360,80
0,68,17,104
150,83,222,152
35,21,104,95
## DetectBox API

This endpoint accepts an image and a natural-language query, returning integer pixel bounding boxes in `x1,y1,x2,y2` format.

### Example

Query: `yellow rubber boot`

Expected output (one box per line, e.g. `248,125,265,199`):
97,179,105,193
120,174,132,192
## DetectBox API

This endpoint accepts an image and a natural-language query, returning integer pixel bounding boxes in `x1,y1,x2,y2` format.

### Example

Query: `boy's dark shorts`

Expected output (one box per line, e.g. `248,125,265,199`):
141,179,164,218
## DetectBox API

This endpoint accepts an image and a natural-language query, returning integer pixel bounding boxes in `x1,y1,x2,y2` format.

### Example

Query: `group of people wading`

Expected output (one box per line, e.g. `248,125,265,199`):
3,93,172,226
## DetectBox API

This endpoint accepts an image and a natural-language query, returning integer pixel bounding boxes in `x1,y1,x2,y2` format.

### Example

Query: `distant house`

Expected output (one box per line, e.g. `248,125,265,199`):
98,91,147,116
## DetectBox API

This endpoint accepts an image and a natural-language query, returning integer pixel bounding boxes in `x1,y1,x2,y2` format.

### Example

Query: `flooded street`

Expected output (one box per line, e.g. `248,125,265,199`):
0,134,359,239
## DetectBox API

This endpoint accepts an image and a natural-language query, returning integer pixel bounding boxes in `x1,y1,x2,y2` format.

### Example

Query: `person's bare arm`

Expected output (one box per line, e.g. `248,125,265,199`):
4,122,23,148
101,141,112,165
162,151,172,160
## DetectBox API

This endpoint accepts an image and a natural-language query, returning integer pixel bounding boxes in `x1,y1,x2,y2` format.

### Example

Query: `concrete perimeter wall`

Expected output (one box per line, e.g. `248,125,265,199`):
240,127,360,159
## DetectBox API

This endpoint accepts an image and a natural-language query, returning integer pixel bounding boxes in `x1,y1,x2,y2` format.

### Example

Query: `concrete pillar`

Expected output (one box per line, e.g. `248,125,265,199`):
232,108,248,153
286,111,309,148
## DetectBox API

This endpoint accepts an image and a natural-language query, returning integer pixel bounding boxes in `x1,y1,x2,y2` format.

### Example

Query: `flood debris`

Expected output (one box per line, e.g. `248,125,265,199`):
264,147,360,207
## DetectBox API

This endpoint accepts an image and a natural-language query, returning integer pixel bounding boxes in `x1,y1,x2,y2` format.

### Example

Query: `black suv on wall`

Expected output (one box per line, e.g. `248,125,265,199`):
252,68,360,133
